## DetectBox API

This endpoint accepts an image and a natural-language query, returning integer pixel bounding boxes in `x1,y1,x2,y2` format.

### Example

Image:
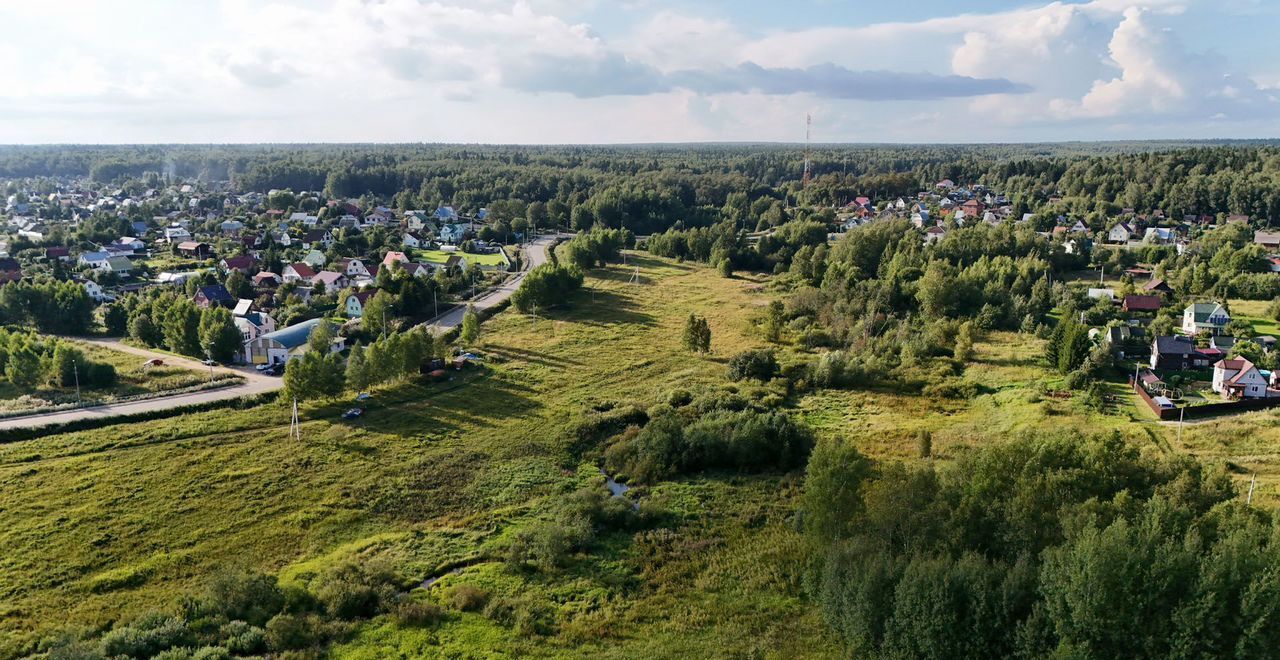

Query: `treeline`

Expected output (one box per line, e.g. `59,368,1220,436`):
646,217,829,273
511,264,583,313
803,432,1280,657
119,291,242,362
0,329,115,389
0,280,95,335
284,322,441,401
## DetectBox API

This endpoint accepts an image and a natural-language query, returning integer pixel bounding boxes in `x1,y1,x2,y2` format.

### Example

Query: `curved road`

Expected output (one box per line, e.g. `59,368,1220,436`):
420,233,560,334
0,236,560,431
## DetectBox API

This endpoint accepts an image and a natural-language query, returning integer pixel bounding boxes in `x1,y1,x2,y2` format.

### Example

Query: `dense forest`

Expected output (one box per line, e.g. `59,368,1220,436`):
6,142,1280,232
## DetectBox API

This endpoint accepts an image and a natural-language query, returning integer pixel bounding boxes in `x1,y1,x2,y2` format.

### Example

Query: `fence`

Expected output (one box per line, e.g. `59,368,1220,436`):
1131,375,1280,421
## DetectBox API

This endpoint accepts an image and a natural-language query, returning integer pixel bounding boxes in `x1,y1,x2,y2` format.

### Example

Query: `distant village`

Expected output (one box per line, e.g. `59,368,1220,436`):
1,178,518,366
830,177,1280,416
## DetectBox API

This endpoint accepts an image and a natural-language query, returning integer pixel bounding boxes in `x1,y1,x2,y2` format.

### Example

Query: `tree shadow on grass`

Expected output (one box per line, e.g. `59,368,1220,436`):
485,346,585,368
566,289,656,327
354,373,543,436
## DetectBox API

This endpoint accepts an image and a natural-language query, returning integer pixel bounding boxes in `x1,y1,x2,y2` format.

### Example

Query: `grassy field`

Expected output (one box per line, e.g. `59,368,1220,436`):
5,254,1280,656
1229,298,1280,337
415,248,509,268
0,339,216,413
0,254,836,657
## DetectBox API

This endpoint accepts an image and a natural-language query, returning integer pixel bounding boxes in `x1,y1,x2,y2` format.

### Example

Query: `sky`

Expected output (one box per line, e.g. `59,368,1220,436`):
0,0,1277,144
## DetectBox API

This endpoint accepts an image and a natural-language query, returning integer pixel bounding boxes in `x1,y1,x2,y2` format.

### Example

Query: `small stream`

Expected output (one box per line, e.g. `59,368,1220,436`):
600,468,639,510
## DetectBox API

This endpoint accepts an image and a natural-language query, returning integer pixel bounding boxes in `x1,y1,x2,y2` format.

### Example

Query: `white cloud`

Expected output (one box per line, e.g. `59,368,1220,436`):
0,0,1275,142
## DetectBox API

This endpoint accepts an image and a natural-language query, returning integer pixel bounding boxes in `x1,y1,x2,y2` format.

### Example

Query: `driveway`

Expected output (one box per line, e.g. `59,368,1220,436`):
0,338,283,431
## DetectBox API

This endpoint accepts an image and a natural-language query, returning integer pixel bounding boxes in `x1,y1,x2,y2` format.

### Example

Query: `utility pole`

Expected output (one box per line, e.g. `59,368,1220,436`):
433,289,438,320
72,360,81,406
1248,473,1257,504
290,398,301,441
1177,406,1185,444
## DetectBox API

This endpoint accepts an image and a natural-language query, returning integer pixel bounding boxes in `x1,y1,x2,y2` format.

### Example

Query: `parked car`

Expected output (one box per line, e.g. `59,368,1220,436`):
355,392,372,401
342,408,364,420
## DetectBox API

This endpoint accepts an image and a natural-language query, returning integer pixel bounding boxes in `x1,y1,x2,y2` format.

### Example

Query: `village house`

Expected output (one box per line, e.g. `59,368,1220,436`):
1212,358,1273,399
177,241,213,258
402,231,427,249
164,225,191,242
302,229,334,250
253,271,282,288
103,256,133,276
1151,335,1211,371
312,271,349,293
1144,278,1174,296
282,263,317,284
1182,302,1230,336
1255,231,1280,251
78,251,111,270
302,249,327,268
1122,295,1162,313
193,284,235,309
114,236,145,251
232,300,276,343
345,290,377,318
220,255,258,275
0,258,21,283
45,246,71,262
82,280,111,302
1107,222,1134,244
333,258,370,278
243,318,344,366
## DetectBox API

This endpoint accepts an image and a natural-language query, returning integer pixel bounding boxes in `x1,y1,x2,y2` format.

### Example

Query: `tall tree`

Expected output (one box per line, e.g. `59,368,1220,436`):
199,307,243,363
460,304,480,345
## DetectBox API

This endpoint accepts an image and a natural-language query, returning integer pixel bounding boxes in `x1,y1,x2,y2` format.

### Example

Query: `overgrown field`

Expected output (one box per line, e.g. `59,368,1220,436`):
3,254,1280,657
0,255,835,657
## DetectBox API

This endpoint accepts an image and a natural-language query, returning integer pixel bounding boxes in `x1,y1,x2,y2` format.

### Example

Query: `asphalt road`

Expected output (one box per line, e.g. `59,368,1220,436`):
419,233,560,334
0,237,561,431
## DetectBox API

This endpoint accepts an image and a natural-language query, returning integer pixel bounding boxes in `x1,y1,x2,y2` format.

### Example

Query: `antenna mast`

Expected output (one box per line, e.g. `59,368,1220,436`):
802,114,813,188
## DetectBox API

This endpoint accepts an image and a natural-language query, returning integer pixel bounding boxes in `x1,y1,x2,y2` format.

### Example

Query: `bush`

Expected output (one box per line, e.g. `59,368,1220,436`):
921,378,982,400
664,388,693,407
605,407,814,483
219,621,266,655
313,560,400,620
451,584,490,612
391,599,444,627
184,570,284,627
99,615,193,659
264,614,316,651
727,350,778,382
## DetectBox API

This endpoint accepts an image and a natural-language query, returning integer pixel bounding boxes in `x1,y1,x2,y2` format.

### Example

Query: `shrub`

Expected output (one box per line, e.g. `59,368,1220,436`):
921,379,982,400
727,350,778,382
219,621,266,655
184,570,284,627
391,599,444,627
664,388,692,407
451,584,490,612
264,614,316,651
312,560,400,620
99,615,192,659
